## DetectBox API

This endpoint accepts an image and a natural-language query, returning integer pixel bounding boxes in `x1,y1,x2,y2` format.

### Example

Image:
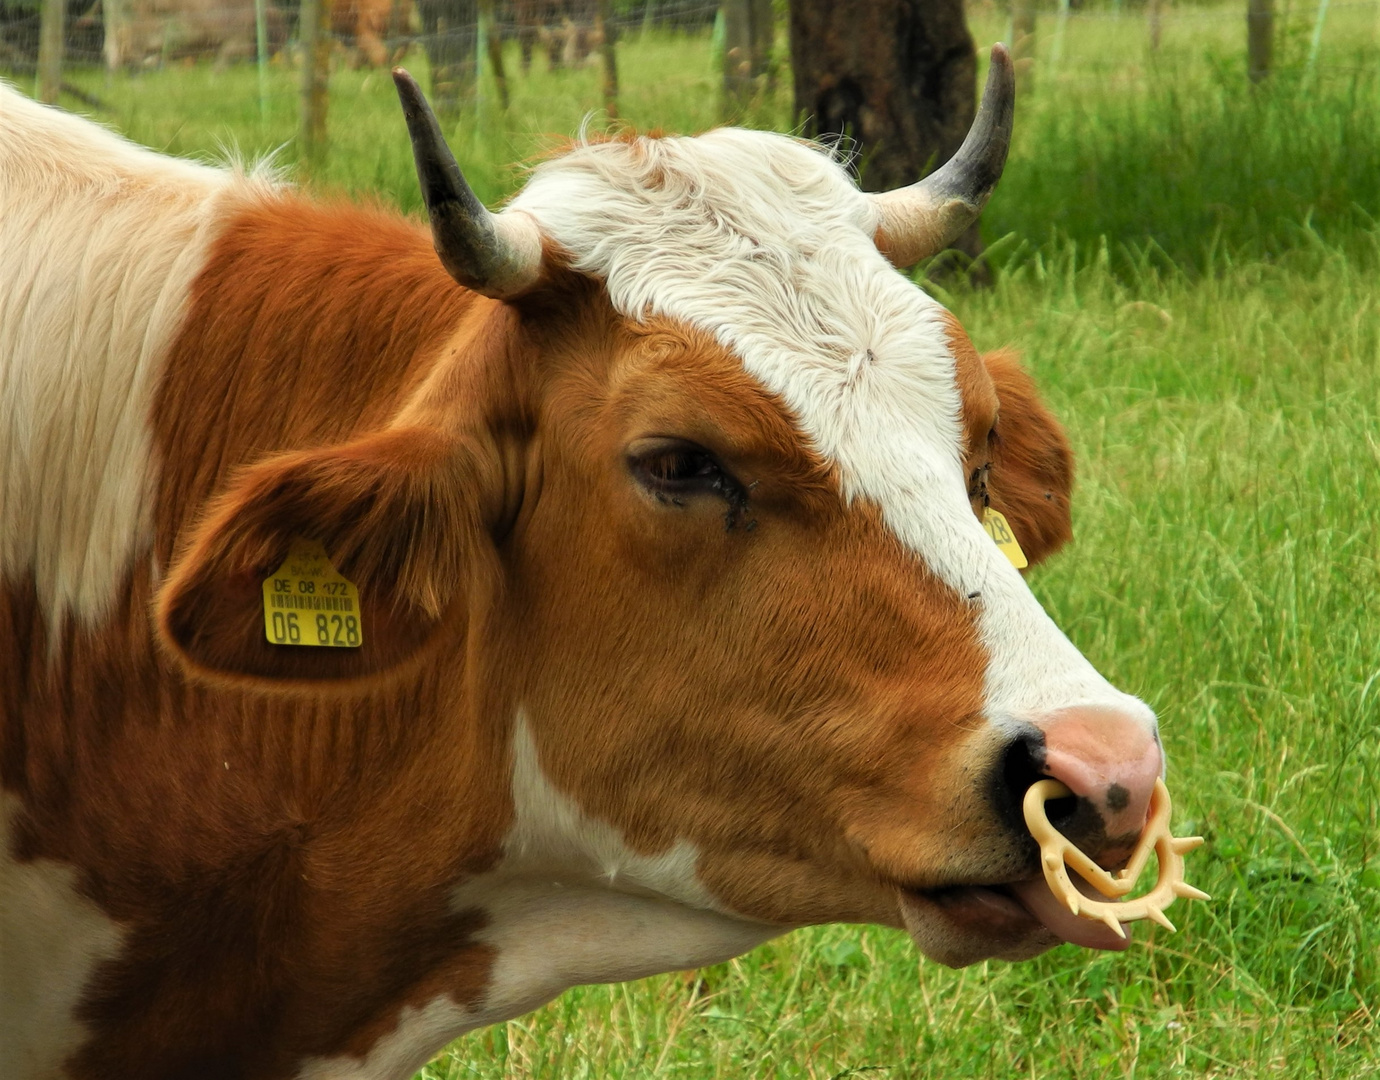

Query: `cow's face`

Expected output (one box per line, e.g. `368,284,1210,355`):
160,72,1164,970
489,299,1075,953
475,129,1162,964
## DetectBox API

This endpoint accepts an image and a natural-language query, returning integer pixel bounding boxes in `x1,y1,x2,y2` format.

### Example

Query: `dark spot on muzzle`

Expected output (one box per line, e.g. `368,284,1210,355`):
1106,782,1130,812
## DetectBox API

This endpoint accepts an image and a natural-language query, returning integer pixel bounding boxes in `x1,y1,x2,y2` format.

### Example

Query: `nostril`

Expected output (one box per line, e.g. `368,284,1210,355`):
993,725,1047,835
992,724,1096,855
1044,792,1077,826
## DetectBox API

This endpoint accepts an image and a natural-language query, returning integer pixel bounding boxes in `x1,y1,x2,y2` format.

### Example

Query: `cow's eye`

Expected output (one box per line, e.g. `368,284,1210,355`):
627,437,740,501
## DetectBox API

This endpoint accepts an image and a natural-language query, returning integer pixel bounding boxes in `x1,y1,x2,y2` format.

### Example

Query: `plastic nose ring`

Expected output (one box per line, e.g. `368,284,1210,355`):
1023,777,1210,938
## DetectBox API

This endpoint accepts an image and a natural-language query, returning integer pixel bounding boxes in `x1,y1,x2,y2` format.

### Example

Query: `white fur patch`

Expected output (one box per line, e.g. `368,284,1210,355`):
0,83,276,638
295,717,775,1079
509,129,1155,732
450,715,779,1028
294,997,475,1080
0,795,126,1080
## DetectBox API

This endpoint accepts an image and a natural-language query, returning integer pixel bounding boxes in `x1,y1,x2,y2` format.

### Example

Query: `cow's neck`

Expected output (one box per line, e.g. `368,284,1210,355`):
1,186,524,1071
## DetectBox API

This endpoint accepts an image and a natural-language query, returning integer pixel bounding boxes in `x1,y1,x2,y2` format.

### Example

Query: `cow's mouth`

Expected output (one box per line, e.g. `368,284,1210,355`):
902,873,1131,957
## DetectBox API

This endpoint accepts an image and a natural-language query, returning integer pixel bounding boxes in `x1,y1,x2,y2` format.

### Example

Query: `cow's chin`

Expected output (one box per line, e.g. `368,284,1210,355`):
896,875,1133,968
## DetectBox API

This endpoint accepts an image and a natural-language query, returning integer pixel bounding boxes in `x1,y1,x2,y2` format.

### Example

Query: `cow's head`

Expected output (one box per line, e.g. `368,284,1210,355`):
159,48,1162,971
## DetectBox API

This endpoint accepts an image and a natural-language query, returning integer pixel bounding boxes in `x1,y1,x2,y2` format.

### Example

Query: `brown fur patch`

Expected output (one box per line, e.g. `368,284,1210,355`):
981,348,1074,565
942,313,1073,566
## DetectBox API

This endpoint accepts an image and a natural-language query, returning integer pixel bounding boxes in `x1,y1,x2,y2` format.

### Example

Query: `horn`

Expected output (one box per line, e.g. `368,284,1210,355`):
871,43,1015,268
392,68,543,298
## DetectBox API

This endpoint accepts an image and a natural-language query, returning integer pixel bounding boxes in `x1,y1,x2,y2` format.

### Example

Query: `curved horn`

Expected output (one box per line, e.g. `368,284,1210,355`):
871,44,1015,268
392,68,543,298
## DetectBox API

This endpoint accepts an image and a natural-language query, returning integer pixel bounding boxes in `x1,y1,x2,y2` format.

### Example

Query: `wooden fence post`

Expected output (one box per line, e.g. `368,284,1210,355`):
1247,0,1274,82
37,0,64,104
1012,0,1036,91
1050,0,1069,72
255,0,270,120
722,0,752,116
596,0,619,118
750,0,772,87
480,0,509,110
299,0,333,170
104,0,128,70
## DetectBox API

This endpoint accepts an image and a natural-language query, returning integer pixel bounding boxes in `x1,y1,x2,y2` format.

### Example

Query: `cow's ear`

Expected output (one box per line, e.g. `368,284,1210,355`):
157,426,490,688
983,349,1074,567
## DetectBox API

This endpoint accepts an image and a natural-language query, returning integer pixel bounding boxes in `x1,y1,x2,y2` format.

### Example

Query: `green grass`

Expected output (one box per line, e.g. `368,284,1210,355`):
10,4,1380,1075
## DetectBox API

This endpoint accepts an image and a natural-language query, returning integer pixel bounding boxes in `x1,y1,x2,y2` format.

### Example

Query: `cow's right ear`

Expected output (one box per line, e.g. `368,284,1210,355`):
157,426,490,689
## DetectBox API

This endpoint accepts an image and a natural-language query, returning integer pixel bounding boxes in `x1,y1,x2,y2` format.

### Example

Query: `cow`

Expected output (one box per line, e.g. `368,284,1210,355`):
0,47,1166,1080
102,0,288,70
333,0,413,69
513,0,600,72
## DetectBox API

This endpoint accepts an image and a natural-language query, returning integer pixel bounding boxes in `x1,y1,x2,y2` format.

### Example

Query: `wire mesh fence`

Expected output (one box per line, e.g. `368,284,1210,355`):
0,0,718,71
2,0,1377,186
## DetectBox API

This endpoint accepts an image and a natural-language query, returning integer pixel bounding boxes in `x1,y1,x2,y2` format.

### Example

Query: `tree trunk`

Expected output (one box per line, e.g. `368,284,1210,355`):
1247,0,1273,82
419,0,479,120
788,0,984,266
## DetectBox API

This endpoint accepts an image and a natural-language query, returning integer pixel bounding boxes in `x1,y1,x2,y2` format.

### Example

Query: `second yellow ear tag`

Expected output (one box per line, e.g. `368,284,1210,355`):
262,538,363,647
983,507,1029,569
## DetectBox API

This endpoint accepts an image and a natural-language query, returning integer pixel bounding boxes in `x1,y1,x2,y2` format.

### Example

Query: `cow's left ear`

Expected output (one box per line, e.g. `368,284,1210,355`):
157,426,492,689
983,349,1074,567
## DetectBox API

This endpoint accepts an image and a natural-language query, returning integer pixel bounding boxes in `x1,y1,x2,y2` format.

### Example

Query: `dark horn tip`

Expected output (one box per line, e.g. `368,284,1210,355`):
979,42,1015,123
928,39,1015,208
392,68,424,112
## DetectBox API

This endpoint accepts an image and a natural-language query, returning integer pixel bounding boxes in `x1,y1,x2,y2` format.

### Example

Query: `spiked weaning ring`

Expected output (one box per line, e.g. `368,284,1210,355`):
1023,777,1210,939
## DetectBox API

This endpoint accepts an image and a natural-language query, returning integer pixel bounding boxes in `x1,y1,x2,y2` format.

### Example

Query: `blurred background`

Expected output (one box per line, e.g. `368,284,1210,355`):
5,0,1379,275
5,3,1377,1077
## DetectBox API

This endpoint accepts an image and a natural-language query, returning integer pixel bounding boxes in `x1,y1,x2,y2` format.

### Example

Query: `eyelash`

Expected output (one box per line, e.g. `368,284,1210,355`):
627,439,753,529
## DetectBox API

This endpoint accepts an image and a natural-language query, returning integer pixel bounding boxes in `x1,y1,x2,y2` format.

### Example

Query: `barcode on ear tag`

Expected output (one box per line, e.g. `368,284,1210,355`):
983,507,1029,570
262,538,363,647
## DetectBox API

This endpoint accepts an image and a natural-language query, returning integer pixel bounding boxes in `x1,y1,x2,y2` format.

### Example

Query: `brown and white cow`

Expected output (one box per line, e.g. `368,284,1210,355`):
0,49,1164,1080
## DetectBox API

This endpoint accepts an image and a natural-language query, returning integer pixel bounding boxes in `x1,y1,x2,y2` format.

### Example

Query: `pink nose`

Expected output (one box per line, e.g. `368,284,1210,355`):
1033,706,1163,849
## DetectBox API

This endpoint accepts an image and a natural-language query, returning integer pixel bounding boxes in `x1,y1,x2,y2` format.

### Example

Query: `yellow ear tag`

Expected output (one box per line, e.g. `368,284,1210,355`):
982,507,1029,570
262,538,363,647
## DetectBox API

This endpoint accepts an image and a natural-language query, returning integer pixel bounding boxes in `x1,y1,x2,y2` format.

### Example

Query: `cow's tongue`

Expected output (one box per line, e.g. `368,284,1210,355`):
1011,875,1132,951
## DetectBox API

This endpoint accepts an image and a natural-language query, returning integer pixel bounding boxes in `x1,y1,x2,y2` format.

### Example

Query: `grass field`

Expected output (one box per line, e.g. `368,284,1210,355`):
12,2,1380,1075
